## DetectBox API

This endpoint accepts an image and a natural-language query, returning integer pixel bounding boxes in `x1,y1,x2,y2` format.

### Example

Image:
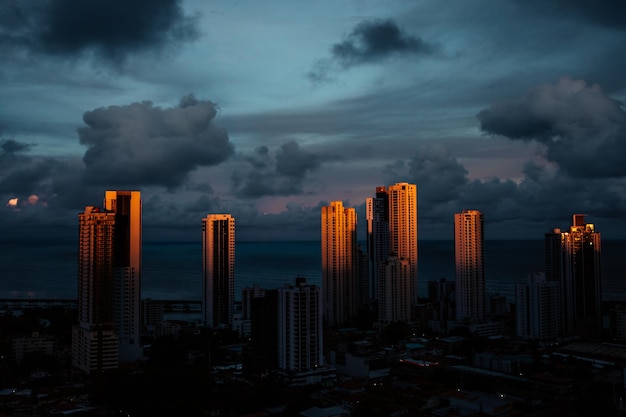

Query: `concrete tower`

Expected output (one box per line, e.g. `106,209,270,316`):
202,214,235,328
387,183,418,307
321,201,358,327
454,209,485,323
72,190,142,373
545,214,602,337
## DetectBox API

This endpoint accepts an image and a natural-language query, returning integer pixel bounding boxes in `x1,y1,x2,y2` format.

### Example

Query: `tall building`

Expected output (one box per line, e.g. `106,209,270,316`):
427,278,455,333
72,190,142,373
387,183,418,306
545,214,602,337
515,272,559,342
321,201,358,327
245,288,278,374
366,187,390,301
241,284,267,337
454,209,485,323
367,183,418,307
378,254,412,327
277,278,324,376
202,214,235,328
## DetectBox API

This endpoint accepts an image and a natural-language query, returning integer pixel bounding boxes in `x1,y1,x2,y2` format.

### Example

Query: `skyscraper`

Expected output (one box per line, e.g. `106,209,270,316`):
545,214,602,336
378,254,412,327
454,209,485,323
202,214,235,328
367,183,418,307
366,187,390,301
277,278,324,376
515,272,559,341
387,182,418,306
321,201,358,327
72,190,142,373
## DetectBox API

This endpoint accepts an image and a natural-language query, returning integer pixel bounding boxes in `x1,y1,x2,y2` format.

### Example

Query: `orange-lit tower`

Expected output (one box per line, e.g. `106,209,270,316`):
387,182,418,306
454,209,485,323
202,214,235,328
104,190,143,363
321,201,358,327
72,190,142,374
545,214,601,337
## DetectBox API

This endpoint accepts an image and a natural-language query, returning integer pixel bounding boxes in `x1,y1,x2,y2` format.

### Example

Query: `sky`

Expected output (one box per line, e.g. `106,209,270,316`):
1,0,625,242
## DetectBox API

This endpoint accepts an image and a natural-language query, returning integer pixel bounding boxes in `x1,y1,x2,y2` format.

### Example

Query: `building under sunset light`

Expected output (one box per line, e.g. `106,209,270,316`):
72,190,143,374
321,201,358,327
202,213,235,328
454,209,485,324
545,214,602,337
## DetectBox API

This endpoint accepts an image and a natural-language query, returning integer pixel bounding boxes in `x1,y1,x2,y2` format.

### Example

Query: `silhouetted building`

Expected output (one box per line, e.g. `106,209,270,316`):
516,272,559,342
428,278,455,333
366,187,390,301
378,254,411,327
454,209,485,323
321,201,358,327
241,284,266,337
245,288,278,374
610,304,626,341
202,214,235,328
545,214,602,337
357,244,370,310
72,190,142,374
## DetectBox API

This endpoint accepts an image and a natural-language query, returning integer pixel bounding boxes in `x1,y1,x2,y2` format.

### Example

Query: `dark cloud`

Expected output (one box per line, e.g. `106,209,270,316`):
477,77,626,179
0,0,199,63
308,18,434,82
1,139,32,154
232,141,322,198
275,141,321,178
79,95,234,188
380,141,626,239
332,19,434,68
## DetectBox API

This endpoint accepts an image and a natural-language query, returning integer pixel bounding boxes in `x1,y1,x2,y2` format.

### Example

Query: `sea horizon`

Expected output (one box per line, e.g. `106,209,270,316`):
1,239,624,303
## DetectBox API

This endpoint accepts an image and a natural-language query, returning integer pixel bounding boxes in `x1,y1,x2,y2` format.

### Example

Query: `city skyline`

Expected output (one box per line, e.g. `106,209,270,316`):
1,1,626,243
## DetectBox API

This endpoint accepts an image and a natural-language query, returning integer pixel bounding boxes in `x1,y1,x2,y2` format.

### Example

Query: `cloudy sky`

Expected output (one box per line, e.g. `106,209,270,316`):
1,0,625,242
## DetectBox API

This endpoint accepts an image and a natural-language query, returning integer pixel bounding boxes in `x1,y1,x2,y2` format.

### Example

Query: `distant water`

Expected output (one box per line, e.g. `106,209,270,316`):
0,240,624,302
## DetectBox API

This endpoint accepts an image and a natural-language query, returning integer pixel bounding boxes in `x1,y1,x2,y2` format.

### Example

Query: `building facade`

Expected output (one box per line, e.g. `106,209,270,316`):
367,183,418,308
378,254,412,327
454,209,485,323
202,214,236,328
545,214,602,337
515,272,560,342
366,187,390,302
72,190,142,374
277,278,324,380
387,183,418,307
321,201,358,327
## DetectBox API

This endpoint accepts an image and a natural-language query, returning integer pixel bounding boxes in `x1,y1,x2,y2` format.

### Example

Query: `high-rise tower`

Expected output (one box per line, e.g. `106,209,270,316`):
366,187,390,301
72,190,142,373
202,214,235,328
321,201,358,327
104,191,142,363
545,214,601,336
454,209,485,323
378,254,412,327
515,272,559,342
277,278,324,375
387,183,418,306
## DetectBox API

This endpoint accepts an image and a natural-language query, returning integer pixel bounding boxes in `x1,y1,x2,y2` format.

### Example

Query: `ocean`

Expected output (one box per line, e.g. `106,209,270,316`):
0,240,624,302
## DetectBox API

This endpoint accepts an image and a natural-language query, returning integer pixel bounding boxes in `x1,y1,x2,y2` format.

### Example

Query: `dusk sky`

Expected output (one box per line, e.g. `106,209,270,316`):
1,0,625,242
